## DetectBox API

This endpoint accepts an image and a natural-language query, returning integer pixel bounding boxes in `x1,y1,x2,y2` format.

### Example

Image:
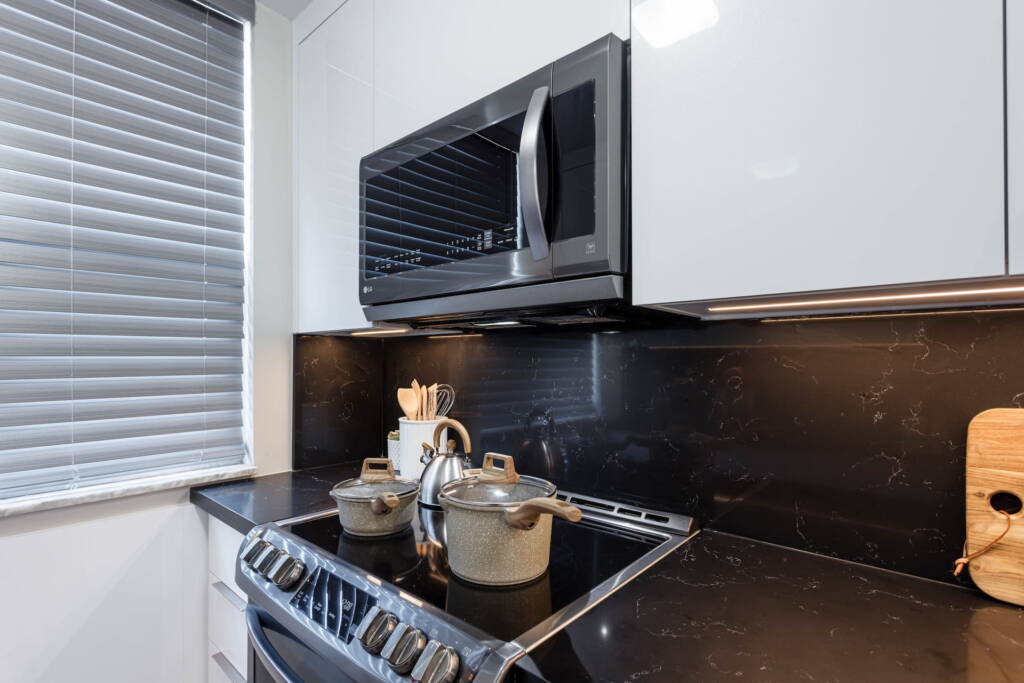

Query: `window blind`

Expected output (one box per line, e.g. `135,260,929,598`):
0,0,249,499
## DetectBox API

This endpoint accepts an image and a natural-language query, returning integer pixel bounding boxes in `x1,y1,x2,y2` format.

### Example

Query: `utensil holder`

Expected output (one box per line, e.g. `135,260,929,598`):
398,418,447,480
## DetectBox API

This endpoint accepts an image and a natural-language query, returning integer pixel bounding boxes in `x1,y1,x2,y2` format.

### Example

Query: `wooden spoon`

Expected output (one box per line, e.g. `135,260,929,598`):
420,385,428,422
411,379,421,420
397,388,418,421
427,383,437,420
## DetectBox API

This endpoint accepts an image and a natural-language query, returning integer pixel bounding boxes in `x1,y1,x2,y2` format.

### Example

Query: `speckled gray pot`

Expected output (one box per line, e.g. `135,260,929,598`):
439,454,582,585
330,458,419,536
332,491,417,536
439,499,556,585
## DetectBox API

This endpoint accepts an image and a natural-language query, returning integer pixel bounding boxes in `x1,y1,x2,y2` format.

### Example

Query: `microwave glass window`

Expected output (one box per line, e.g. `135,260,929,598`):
362,114,526,279
552,80,596,242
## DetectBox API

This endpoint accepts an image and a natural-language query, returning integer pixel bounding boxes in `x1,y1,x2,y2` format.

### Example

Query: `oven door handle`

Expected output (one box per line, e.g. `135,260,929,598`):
517,85,551,261
246,605,303,683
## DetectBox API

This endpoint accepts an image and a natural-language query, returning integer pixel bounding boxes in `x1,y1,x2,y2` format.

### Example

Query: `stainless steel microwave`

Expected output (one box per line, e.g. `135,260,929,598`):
358,35,627,326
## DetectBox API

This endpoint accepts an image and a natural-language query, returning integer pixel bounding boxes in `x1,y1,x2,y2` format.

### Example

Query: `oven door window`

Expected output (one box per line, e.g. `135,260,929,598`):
362,113,531,280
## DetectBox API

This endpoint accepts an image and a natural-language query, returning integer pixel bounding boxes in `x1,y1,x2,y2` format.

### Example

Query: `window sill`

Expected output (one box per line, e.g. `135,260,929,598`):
0,464,258,519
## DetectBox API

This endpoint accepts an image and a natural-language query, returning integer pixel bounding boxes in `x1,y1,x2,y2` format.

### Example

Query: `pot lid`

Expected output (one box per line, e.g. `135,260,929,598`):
440,453,555,507
331,458,418,501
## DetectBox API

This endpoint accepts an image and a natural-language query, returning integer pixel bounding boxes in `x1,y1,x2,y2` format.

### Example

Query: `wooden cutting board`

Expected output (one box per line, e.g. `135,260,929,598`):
965,408,1024,606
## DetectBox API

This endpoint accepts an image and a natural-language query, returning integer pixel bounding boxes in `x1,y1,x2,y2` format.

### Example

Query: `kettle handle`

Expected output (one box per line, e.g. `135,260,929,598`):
432,419,472,454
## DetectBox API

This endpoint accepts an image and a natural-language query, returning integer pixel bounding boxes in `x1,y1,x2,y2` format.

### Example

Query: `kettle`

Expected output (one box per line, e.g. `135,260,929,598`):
419,418,472,507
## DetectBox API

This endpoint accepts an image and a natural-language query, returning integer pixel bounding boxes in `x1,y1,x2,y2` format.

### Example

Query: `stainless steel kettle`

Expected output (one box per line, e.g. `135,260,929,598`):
418,418,472,507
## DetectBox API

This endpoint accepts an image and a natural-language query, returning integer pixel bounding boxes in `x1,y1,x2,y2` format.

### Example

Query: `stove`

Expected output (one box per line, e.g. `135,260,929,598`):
237,493,695,683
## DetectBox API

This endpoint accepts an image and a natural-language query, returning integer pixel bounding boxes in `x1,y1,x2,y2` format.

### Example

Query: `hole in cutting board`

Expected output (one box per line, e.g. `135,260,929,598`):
990,491,1023,515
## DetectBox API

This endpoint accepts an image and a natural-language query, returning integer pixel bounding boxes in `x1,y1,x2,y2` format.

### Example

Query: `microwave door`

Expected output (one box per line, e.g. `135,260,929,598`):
359,67,554,306
550,34,626,279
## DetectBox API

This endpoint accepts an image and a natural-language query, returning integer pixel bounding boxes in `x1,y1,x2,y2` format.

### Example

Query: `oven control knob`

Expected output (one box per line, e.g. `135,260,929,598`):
252,545,281,575
355,606,398,654
240,537,268,564
266,554,305,590
410,640,460,683
381,623,427,675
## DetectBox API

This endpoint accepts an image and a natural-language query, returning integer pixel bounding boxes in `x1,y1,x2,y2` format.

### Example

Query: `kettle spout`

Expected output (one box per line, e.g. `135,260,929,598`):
420,441,436,465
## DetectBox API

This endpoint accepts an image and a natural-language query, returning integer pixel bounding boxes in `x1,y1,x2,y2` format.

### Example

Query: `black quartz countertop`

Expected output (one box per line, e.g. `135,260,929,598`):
192,470,1024,681
515,530,1024,682
190,462,360,534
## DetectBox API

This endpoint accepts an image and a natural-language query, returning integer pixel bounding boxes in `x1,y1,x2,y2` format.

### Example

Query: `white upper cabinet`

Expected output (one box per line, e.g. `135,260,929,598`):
373,0,629,148
293,0,375,333
631,0,1006,308
1010,0,1024,274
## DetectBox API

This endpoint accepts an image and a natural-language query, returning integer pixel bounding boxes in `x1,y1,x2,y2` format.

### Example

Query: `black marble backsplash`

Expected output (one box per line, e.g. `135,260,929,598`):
294,309,1024,584
293,335,383,469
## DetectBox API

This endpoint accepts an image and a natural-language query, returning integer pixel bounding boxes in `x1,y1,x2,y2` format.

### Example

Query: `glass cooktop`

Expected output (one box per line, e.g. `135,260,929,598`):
284,505,660,642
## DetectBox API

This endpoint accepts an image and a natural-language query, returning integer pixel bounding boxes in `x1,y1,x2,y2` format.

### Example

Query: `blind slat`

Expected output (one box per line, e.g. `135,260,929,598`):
0,333,242,356
0,374,242,403
0,356,244,380
0,0,248,500
0,392,242,427
0,264,243,303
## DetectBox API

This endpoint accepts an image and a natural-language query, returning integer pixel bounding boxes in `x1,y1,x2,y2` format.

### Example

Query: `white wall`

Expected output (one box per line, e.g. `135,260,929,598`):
0,4,295,681
252,1,295,476
0,489,209,683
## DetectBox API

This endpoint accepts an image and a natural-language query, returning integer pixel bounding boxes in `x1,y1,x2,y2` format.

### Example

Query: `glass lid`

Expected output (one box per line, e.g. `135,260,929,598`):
331,458,418,501
441,453,555,506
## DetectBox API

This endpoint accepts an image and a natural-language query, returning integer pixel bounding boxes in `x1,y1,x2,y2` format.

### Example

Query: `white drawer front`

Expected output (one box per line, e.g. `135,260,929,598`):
208,580,247,677
208,640,246,683
208,516,246,598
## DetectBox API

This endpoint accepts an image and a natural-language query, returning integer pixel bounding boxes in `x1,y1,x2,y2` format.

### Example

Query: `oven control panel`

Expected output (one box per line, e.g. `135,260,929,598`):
236,524,499,683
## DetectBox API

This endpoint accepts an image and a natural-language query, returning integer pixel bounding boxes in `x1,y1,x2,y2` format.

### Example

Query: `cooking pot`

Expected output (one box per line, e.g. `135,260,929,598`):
329,458,419,536
438,453,581,586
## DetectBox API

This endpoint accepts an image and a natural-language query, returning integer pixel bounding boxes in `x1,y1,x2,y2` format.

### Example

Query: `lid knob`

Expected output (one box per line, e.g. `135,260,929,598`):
477,453,520,484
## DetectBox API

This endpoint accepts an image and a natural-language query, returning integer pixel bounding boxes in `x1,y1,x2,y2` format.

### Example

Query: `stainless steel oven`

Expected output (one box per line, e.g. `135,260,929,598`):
359,35,627,325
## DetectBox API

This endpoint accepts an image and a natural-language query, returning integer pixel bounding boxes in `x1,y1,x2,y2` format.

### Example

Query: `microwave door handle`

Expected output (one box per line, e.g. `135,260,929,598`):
518,85,551,261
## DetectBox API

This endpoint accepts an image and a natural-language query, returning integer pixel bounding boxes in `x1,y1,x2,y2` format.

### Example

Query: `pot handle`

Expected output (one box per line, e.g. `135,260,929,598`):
371,492,400,515
504,497,582,530
360,458,396,482
478,453,520,484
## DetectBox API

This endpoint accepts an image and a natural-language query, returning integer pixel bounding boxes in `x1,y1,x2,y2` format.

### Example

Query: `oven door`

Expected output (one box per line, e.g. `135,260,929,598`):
359,65,554,306
246,605,357,683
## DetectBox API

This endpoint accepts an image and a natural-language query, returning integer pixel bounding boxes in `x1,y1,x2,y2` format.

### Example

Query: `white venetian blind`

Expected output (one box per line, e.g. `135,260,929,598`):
0,0,249,499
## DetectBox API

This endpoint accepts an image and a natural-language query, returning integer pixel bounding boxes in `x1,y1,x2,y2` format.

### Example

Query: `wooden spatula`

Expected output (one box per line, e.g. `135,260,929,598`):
411,379,421,420
397,388,418,421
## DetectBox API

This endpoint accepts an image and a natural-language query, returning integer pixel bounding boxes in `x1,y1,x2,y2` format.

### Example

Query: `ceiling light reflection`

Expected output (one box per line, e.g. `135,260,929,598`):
633,0,720,49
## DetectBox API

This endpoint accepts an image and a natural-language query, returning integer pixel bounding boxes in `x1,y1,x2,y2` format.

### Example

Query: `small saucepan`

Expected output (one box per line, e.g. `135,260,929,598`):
330,458,419,536
439,453,582,585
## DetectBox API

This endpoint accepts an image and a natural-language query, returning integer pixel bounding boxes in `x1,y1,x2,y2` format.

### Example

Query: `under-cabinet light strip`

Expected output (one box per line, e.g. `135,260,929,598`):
761,306,1024,323
350,328,408,336
707,285,1024,313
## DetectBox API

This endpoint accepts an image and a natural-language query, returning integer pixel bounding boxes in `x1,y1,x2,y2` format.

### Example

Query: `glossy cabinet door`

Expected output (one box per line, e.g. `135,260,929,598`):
372,0,629,148
1011,0,1024,274
631,0,1006,307
293,0,374,332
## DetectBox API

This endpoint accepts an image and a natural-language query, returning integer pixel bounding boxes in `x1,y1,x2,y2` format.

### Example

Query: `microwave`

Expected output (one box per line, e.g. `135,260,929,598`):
359,35,628,326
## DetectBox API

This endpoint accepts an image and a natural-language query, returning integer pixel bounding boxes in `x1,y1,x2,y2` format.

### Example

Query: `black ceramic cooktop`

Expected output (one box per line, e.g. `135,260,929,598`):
285,505,659,642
